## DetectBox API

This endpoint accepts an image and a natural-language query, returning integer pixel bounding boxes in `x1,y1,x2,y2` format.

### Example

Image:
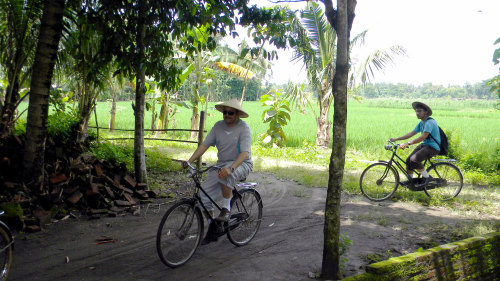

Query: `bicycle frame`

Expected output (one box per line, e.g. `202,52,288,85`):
384,140,457,186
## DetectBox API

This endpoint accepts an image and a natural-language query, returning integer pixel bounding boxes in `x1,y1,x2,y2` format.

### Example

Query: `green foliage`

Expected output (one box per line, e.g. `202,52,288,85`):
358,82,496,99
49,88,74,113
47,111,79,145
144,147,178,173
13,119,26,136
90,141,134,168
339,233,354,272
486,75,500,103
260,90,291,147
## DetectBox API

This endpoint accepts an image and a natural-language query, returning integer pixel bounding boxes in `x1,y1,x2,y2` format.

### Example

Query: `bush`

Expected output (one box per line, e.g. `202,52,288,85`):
90,141,134,168
47,111,79,145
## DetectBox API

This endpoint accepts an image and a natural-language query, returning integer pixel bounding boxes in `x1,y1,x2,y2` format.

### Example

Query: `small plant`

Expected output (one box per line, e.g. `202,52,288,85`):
259,90,291,147
49,88,73,113
339,233,354,273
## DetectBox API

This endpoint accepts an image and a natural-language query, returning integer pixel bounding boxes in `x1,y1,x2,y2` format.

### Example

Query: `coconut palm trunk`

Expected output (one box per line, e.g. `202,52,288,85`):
23,0,66,186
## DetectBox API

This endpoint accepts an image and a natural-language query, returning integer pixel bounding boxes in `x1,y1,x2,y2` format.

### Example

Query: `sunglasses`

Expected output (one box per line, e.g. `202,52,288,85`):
223,110,236,116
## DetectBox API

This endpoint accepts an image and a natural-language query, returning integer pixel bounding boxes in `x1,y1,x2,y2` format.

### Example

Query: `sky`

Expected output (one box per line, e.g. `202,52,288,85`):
241,0,500,86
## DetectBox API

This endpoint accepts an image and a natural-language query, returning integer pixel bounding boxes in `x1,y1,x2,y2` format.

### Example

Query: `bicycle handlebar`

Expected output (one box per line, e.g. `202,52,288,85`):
386,139,399,151
184,161,223,175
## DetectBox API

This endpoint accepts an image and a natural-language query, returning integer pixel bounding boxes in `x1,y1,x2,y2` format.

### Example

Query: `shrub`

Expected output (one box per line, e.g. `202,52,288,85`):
47,110,79,145
90,141,134,168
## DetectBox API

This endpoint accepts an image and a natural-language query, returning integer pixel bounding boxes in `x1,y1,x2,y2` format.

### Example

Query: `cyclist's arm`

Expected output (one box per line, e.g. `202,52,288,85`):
408,132,429,145
390,131,417,142
218,151,249,179
186,144,209,164
398,132,429,149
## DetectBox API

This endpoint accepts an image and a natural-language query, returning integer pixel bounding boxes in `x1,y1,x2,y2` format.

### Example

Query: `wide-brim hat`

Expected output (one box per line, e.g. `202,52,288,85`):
412,101,433,116
215,99,249,118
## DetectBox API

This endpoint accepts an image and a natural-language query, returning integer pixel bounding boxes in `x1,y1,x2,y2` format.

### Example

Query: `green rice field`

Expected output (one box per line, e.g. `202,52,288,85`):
89,98,499,157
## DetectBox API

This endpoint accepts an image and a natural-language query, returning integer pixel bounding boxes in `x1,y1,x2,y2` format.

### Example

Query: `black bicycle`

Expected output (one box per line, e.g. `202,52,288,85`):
0,210,14,281
156,163,263,268
359,140,463,201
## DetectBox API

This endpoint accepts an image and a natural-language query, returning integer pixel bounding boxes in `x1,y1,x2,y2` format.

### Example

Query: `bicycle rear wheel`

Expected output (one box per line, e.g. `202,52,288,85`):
0,226,12,281
156,200,203,268
227,189,263,246
425,162,463,200
359,163,399,201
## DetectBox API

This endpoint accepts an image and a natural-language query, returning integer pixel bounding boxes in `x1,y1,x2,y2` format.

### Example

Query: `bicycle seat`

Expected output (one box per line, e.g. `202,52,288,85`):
236,182,258,188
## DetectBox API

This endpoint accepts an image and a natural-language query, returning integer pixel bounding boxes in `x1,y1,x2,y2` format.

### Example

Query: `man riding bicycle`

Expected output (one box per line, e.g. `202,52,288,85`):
389,101,440,188
183,99,253,226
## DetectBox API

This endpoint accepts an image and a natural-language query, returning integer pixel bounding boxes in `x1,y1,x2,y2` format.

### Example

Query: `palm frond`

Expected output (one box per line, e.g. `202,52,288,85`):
355,45,408,85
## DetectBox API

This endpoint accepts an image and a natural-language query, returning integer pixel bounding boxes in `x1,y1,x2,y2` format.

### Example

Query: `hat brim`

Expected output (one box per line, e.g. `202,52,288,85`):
412,101,433,116
215,101,249,118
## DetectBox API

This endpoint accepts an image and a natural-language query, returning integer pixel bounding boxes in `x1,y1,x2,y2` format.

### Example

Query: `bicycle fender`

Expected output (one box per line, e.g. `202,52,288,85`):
373,160,390,165
0,220,14,250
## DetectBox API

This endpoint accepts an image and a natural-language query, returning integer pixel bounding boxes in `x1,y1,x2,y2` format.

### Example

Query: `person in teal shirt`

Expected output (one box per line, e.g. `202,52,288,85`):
390,102,440,187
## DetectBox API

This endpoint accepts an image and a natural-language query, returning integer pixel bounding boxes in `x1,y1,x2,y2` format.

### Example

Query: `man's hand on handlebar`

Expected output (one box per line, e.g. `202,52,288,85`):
182,161,192,169
398,142,410,150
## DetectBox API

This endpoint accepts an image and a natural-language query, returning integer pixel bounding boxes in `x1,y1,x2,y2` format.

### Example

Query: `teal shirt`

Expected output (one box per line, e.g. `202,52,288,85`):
413,117,440,151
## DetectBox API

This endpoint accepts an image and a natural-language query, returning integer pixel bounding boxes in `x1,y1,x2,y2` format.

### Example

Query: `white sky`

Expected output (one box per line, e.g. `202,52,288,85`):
241,0,500,86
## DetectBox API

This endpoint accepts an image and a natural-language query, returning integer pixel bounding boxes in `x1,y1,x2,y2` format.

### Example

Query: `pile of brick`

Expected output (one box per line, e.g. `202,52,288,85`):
0,135,155,232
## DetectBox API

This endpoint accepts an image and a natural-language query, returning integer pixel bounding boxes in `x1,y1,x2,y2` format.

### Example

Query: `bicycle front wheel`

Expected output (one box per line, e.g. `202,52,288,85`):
156,200,203,268
360,163,399,201
227,189,263,246
425,162,463,200
0,226,12,281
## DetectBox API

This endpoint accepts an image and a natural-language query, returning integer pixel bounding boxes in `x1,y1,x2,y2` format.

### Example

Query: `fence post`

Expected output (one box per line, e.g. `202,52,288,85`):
196,110,206,168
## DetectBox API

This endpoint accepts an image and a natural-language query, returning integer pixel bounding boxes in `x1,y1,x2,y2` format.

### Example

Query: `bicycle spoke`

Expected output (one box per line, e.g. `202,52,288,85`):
157,201,202,267
425,163,463,200
227,189,263,246
360,163,399,201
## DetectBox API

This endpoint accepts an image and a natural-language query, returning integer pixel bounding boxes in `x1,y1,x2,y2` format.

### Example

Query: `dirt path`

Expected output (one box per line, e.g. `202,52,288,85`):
8,172,497,281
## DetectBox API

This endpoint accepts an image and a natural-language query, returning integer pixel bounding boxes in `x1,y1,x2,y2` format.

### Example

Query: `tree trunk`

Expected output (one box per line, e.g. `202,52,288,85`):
190,72,201,139
321,0,356,279
0,40,24,139
23,0,65,187
134,0,147,184
316,104,331,148
190,107,199,139
156,92,170,137
76,84,95,144
109,82,117,131
240,72,249,103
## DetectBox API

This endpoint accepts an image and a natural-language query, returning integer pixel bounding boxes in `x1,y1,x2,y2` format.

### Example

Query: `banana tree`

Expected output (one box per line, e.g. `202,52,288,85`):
214,41,271,103
288,2,406,148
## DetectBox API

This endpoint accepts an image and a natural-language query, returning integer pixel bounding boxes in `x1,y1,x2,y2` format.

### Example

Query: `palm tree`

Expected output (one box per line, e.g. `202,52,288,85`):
0,0,42,139
288,2,406,148
23,0,66,186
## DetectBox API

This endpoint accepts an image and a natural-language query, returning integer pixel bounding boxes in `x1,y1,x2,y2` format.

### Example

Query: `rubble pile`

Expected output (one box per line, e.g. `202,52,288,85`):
0,135,155,232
